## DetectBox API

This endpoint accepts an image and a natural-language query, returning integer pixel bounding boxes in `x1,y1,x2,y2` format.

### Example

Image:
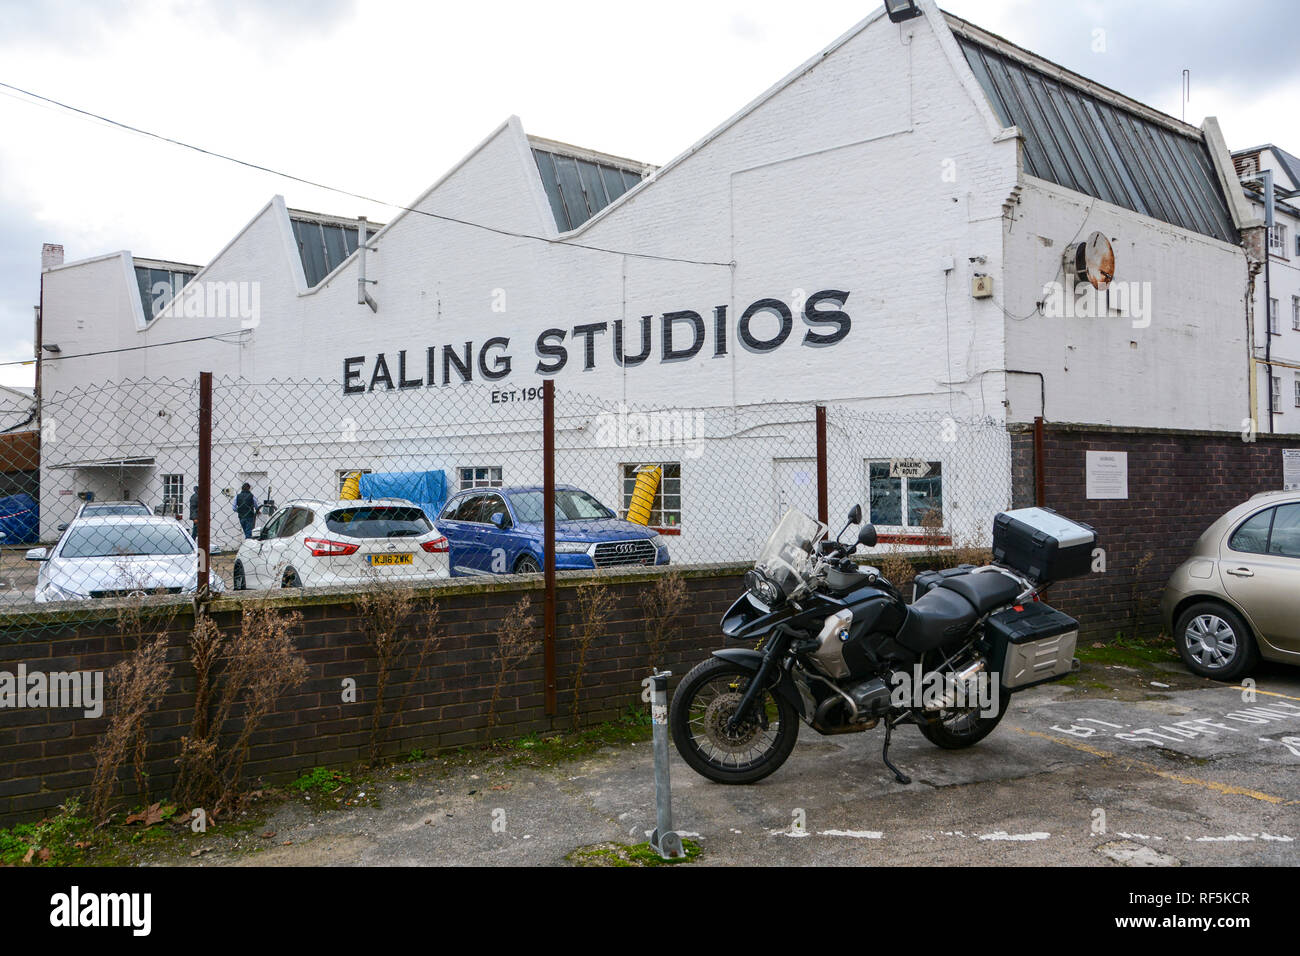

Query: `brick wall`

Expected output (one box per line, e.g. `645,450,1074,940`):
0,565,746,826
1025,423,1297,638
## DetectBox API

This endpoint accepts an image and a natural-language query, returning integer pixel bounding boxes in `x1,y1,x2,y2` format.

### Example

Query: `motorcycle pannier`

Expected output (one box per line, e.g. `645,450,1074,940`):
992,507,1095,584
986,601,1078,690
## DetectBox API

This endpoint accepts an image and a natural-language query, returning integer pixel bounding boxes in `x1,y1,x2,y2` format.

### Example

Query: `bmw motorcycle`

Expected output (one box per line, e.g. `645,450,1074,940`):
669,505,1091,784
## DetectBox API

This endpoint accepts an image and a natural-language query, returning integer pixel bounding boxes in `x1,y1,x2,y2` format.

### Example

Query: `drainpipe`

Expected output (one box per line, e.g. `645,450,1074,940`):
357,217,378,313
1262,170,1275,434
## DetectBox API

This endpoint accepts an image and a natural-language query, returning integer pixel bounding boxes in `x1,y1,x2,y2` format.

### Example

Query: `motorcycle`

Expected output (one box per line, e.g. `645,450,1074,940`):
669,504,1094,784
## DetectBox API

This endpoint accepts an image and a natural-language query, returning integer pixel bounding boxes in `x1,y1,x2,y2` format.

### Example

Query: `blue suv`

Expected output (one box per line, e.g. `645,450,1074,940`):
435,485,670,576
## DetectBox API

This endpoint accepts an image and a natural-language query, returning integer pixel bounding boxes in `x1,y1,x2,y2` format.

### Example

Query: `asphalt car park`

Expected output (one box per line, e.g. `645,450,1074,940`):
184,660,1300,867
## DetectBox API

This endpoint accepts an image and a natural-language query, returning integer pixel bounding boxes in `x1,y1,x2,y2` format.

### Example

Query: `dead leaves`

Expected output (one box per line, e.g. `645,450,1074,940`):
124,802,175,827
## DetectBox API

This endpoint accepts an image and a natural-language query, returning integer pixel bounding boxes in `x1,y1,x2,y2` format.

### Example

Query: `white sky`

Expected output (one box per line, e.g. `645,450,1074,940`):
1,0,1295,387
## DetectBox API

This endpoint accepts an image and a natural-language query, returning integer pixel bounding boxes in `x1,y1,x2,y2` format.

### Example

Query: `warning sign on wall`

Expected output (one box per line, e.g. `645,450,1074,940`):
1284,449,1300,491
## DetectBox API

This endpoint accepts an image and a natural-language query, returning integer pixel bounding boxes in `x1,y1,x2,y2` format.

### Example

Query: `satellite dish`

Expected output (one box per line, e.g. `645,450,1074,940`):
1064,231,1115,291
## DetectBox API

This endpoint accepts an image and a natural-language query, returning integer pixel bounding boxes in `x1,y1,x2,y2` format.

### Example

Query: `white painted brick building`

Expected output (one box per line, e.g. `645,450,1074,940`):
33,2,1258,556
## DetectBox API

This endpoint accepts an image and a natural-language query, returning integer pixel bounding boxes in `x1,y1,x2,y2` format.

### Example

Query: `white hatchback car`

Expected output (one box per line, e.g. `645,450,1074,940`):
232,499,450,590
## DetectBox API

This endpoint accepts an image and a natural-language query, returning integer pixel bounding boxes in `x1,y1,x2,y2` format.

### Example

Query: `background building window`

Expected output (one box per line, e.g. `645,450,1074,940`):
162,473,184,516
1269,222,1288,254
1272,376,1282,412
1293,374,1300,409
620,463,681,530
867,461,943,530
1293,296,1300,332
1269,298,1280,334
459,466,503,490
134,266,194,322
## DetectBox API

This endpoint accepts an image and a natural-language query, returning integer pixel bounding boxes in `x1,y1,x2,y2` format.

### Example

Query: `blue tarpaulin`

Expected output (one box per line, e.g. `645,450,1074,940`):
356,471,448,520
0,493,38,545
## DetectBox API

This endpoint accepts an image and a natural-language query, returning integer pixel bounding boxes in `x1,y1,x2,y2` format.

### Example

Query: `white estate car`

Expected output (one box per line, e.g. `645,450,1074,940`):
233,499,450,590
27,515,226,602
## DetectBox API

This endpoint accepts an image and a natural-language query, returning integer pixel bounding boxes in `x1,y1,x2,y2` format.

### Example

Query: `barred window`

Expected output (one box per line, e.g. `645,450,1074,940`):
620,462,681,529
162,473,184,516
867,460,943,530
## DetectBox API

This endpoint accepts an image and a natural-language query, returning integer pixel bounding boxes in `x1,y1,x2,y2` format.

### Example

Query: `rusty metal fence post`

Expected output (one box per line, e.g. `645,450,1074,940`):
542,379,557,716
816,405,829,527
197,371,212,601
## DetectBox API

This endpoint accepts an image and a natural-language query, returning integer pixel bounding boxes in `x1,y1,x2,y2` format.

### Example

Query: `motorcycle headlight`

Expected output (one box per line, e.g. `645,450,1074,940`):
744,569,782,606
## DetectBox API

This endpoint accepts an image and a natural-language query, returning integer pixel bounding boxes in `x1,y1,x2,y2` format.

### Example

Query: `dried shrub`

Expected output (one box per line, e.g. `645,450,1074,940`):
570,575,615,730
638,569,686,670
89,634,173,823
1129,550,1156,639
355,584,444,766
173,614,224,810
876,548,917,594
175,605,307,814
487,596,539,740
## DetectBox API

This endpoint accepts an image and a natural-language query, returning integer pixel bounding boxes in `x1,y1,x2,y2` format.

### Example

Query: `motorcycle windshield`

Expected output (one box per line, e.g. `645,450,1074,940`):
754,509,826,599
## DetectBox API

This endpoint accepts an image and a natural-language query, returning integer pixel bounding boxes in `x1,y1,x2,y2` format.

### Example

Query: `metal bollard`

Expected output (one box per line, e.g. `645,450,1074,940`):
648,670,684,860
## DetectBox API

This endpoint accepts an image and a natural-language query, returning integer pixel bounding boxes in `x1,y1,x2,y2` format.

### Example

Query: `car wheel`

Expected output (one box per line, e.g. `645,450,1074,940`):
233,562,246,591
1174,602,1258,682
514,554,540,574
281,568,302,589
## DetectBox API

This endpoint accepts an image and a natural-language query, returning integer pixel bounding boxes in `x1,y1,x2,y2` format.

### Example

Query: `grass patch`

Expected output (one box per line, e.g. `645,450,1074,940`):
567,838,702,867
1076,633,1179,670
288,767,354,794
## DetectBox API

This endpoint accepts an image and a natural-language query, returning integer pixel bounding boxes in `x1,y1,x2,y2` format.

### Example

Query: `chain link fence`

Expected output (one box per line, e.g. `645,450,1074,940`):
1,374,1019,632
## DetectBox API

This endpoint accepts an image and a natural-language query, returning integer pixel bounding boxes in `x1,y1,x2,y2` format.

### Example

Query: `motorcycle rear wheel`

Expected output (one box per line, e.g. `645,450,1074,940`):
670,658,799,785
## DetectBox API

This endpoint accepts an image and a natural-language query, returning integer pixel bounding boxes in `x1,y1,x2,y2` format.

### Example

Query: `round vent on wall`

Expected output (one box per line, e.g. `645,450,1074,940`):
1064,231,1115,291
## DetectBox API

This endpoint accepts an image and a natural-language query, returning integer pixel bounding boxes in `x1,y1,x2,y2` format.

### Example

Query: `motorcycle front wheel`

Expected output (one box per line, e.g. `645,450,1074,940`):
670,658,799,785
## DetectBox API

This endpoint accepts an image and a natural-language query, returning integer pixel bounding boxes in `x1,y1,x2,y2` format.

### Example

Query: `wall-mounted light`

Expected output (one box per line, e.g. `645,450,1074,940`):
884,0,922,23
41,344,61,353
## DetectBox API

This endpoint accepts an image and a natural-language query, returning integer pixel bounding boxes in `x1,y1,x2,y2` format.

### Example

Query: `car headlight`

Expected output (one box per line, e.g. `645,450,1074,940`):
37,581,82,601
555,541,590,554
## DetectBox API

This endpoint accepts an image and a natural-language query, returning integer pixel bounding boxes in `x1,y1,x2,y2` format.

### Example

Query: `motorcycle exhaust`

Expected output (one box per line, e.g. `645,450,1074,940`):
931,659,986,711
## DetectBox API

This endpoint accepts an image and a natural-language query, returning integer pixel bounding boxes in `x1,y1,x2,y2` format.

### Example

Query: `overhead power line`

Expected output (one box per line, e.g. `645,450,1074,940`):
0,79,734,269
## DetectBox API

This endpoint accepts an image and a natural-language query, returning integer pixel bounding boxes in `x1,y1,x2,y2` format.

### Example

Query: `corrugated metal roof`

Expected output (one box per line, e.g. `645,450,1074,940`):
955,34,1238,245
531,146,648,232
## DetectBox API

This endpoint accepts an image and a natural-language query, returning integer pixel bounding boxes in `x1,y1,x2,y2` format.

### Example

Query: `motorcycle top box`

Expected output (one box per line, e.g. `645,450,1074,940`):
992,507,1095,584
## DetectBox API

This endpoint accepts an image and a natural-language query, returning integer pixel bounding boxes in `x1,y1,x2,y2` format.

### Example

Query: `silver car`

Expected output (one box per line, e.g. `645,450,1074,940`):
26,515,225,602
1161,490,1300,681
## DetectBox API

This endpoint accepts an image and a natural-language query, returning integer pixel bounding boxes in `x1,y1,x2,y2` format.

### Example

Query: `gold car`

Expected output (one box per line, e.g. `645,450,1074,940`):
1161,491,1300,681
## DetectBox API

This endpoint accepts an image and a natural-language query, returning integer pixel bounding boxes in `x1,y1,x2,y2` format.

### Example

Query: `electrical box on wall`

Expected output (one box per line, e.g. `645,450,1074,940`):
971,274,993,298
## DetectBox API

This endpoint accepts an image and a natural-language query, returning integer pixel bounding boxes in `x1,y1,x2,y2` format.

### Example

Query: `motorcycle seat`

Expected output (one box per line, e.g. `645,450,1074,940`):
898,586,977,653
938,571,1021,615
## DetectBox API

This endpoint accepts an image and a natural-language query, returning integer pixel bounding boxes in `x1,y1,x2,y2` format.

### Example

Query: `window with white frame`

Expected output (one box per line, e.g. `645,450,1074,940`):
1269,298,1280,334
1272,376,1282,412
1293,296,1300,331
620,462,681,529
866,460,943,530
458,466,503,490
1269,222,1288,254
162,473,184,516
1294,374,1300,409
337,468,372,494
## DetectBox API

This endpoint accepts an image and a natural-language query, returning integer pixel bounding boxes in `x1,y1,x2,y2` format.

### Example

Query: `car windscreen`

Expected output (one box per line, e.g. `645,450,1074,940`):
60,523,194,558
326,506,432,538
508,490,613,523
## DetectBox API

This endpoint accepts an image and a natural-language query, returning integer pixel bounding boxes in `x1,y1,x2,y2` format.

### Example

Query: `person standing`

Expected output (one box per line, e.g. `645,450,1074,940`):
235,483,259,539
188,485,200,540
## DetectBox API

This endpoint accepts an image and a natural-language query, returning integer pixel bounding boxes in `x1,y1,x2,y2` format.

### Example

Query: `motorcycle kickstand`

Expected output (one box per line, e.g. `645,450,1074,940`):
882,716,911,785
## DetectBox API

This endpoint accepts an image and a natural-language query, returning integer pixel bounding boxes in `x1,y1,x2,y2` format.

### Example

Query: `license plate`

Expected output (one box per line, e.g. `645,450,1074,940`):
368,553,413,566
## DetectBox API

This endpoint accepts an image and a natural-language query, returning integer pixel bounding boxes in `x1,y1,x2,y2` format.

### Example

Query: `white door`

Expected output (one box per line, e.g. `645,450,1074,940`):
772,458,819,525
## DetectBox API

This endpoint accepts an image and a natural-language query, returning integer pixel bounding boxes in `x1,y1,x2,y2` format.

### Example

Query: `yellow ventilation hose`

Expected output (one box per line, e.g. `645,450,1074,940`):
340,471,362,500
626,465,661,526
